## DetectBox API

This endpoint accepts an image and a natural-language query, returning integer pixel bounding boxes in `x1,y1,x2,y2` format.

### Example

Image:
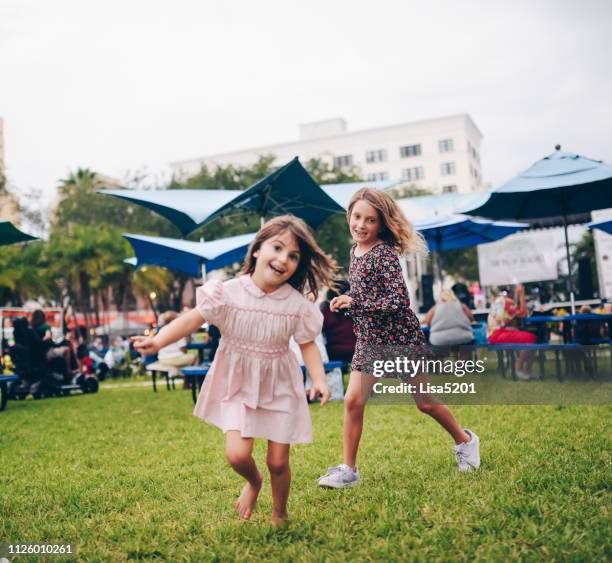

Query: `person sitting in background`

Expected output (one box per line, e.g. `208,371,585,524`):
574,305,602,344
207,324,221,362
77,343,94,376
487,284,536,380
320,281,356,363
88,337,109,380
423,289,475,347
157,311,198,369
104,336,128,374
31,309,74,378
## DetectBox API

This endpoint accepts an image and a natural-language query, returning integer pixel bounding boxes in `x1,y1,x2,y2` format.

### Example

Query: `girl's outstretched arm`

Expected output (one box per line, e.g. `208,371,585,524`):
299,341,331,405
132,309,205,355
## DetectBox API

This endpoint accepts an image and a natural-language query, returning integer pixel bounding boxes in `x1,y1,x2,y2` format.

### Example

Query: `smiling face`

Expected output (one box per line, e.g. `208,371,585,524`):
251,229,301,293
349,199,382,248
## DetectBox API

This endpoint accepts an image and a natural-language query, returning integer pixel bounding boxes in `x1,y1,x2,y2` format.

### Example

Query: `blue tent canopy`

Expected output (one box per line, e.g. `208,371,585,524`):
415,215,528,252
98,189,243,237
0,221,38,246
100,158,345,234
586,218,612,235
463,148,612,221
123,232,256,277
462,147,612,313
200,157,344,229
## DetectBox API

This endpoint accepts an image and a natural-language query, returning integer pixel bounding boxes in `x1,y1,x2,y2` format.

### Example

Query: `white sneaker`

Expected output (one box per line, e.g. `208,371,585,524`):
318,464,360,488
455,429,480,472
516,370,534,381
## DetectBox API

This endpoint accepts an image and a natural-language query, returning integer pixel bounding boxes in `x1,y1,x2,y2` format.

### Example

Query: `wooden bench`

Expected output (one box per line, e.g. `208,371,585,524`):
488,343,581,381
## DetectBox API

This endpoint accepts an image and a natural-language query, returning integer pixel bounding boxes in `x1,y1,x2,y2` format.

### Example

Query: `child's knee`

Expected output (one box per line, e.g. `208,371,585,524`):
345,391,366,414
266,456,289,476
416,401,437,416
226,449,251,468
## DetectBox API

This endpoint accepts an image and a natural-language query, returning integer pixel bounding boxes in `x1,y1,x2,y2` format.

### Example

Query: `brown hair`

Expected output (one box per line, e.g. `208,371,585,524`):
347,188,428,255
241,215,336,299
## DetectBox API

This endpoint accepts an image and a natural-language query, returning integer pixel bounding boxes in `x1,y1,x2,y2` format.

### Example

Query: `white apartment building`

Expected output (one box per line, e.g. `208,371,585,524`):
170,114,484,194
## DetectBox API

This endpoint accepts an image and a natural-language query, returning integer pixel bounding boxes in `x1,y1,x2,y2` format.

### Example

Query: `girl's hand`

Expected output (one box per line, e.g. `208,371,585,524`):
330,295,353,312
131,335,160,356
309,380,331,406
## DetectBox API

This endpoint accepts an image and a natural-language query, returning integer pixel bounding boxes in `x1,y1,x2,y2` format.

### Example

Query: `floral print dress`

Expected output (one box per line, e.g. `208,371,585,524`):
348,242,427,373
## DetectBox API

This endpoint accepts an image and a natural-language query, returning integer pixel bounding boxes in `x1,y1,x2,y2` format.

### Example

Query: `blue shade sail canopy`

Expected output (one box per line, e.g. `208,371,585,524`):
415,215,528,252
123,232,256,277
586,219,612,235
98,189,243,237
0,221,38,246
463,148,612,221
199,157,344,229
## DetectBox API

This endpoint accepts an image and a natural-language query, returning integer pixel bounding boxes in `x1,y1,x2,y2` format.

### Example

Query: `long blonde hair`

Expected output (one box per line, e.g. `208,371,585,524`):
241,215,337,299
347,188,428,255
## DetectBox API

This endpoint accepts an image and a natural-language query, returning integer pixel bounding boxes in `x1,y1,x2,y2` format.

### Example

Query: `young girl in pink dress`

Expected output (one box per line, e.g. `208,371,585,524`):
133,216,336,525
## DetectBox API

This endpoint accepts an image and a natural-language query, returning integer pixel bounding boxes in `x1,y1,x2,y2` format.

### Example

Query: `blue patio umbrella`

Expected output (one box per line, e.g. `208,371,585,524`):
199,157,344,229
415,215,528,252
0,221,38,246
415,215,528,283
586,218,612,235
463,146,612,312
98,189,243,237
123,232,256,277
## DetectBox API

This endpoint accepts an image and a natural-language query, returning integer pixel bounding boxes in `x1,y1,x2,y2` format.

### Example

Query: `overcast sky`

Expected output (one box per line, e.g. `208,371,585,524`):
1,0,611,206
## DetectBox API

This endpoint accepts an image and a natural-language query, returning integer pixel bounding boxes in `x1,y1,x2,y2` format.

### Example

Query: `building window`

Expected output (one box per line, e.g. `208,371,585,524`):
365,149,387,163
333,154,353,168
367,172,388,181
442,185,457,193
401,167,424,181
439,139,454,153
400,144,422,158
441,162,456,176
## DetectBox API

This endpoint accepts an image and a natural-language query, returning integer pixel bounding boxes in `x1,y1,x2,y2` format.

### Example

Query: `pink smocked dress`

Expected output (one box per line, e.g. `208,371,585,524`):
193,275,323,444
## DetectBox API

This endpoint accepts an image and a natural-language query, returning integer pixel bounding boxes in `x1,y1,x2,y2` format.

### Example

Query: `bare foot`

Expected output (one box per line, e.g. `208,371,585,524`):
235,473,263,520
271,511,289,527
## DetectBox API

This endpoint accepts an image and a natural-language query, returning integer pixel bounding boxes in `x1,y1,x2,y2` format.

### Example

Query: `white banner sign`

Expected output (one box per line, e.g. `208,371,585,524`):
591,208,612,299
477,230,558,285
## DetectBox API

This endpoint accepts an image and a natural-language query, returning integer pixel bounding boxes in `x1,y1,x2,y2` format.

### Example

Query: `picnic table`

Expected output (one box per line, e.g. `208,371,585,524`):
185,342,212,363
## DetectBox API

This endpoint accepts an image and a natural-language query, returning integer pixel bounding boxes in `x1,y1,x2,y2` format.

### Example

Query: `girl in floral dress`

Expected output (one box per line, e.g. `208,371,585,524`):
318,189,481,489
134,216,335,525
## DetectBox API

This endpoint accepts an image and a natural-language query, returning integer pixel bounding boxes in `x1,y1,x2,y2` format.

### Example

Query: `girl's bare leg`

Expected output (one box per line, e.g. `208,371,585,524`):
343,371,376,469
225,431,263,520
267,441,291,525
410,374,470,445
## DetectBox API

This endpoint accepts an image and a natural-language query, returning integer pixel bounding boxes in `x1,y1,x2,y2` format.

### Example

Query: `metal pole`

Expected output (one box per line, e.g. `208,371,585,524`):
563,219,576,314
199,237,207,282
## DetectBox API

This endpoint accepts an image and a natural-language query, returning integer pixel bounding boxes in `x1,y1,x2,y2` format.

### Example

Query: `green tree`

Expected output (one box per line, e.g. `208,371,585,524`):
0,242,51,306
54,168,178,237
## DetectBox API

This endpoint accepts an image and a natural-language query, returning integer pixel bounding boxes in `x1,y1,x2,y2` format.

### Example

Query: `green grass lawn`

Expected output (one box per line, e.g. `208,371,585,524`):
1,381,610,561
